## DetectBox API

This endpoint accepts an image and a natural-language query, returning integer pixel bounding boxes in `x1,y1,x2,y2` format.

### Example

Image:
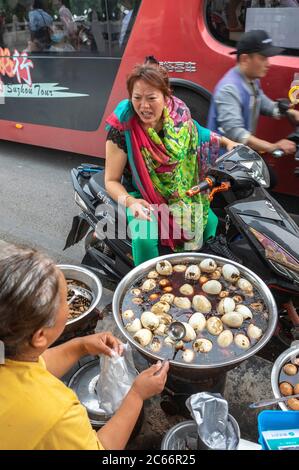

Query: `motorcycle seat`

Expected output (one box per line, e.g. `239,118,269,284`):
89,169,105,190
88,171,118,210
89,169,135,208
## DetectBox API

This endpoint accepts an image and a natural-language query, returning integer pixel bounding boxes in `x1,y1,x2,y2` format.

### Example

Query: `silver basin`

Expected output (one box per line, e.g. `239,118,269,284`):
68,359,112,428
58,264,103,335
112,253,278,381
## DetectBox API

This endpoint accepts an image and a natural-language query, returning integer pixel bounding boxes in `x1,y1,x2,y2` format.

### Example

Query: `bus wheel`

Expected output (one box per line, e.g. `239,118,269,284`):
171,87,210,127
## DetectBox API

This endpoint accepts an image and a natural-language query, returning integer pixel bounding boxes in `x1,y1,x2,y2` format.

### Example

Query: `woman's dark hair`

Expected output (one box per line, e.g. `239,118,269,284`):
144,55,159,66
143,55,170,82
0,244,61,358
127,63,172,99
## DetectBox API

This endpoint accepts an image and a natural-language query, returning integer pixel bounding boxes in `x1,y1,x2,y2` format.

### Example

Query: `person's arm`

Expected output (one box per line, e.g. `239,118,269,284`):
105,139,132,205
220,135,238,151
262,95,299,124
246,134,277,153
259,89,277,117
42,332,123,378
105,139,152,220
214,84,251,143
246,134,296,154
97,361,169,450
215,86,296,154
249,91,296,153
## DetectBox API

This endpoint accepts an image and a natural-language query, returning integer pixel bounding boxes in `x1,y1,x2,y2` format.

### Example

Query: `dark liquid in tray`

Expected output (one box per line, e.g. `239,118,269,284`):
121,264,269,365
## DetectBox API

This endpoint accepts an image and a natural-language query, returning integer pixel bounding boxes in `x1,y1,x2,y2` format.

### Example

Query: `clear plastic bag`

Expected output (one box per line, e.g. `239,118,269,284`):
185,392,240,450
96,343,137,415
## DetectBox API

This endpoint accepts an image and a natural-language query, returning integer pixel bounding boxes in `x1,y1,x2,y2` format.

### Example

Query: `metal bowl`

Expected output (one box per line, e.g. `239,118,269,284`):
161,416,240,450
68,359,112,428
68,358,144,434
58,264,103,335
271,340,299,411
112,253,278,381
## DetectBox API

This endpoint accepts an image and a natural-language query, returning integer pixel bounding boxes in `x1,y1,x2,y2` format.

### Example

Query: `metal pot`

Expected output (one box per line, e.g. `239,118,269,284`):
271,340,299,411
68,358,144,435
112,253,278,381
58,264,103,337
161,416,240,450
68,359,111,428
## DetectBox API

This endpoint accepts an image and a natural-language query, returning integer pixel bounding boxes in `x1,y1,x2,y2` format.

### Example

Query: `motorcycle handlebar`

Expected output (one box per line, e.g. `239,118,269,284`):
272,142,299,159
186,176,215,197
276,98,290,116
272,149,285,158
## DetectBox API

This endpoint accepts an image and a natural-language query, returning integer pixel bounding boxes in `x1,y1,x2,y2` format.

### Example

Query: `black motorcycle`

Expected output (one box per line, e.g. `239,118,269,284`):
65,142,299,342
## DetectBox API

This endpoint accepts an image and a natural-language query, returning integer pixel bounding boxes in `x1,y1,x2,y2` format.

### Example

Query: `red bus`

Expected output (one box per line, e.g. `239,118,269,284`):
0,0,298,197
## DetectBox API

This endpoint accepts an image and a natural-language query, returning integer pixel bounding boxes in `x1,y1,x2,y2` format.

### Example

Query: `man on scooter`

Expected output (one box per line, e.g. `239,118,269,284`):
207,30,299,157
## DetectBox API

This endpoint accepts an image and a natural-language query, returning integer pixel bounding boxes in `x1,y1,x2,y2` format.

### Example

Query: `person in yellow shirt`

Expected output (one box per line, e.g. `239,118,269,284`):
0,243,169,450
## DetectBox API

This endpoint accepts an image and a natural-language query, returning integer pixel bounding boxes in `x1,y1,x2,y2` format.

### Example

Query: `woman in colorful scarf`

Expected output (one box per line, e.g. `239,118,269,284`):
105,63,237,266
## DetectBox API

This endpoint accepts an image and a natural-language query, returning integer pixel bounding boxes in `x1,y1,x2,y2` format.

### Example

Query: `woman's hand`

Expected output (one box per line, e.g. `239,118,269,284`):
127,198,153,221
81,331,124,357
131,361,169,401
225,139,239,152
220,135,239,152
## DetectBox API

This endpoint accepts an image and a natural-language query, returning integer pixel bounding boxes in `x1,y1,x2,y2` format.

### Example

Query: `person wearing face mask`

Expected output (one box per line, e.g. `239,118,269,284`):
208,30,299,157
105,60,237,266
49,26,75,52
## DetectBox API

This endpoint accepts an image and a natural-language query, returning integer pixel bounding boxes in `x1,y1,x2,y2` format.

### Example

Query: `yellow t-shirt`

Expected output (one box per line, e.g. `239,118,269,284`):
0,357,105,450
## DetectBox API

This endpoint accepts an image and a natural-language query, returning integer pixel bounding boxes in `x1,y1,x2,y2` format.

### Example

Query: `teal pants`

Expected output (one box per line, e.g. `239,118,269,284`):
126,192,218,266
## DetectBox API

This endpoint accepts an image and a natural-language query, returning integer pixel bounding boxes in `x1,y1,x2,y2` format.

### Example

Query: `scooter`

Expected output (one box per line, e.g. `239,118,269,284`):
187,144,299,344
64,139,299,342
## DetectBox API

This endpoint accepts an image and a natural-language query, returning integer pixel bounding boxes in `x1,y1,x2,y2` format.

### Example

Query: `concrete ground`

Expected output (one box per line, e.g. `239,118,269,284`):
0,141,102,266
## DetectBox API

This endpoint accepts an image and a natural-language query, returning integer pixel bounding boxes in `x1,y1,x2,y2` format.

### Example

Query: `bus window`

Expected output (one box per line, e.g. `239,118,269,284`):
0,0,140,56
117,1,141,55
103,0,141,57
1,1,80,54
1,1,30,52
0,0,142,135
205,0,299,56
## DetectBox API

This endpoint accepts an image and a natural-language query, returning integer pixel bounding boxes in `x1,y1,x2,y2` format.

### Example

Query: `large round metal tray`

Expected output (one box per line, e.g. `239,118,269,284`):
112,253,278,373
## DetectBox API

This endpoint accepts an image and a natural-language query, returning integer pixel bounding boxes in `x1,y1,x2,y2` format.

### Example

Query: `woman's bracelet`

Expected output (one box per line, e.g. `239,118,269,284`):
120,194,134,207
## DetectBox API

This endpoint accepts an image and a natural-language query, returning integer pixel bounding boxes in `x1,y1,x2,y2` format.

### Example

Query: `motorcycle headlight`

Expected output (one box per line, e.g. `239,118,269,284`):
239,159,270,188
250,227,299,283
74,191,88,212
216,146,271,187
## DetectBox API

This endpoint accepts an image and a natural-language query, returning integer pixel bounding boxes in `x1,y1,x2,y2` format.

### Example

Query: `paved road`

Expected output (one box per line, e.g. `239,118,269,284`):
0,140,102,265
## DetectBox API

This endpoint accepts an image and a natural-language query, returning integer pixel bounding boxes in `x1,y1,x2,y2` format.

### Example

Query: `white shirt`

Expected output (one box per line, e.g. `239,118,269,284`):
119,10,133,47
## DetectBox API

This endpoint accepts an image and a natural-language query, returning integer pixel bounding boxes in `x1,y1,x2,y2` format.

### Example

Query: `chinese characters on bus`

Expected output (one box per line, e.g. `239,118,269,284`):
0,48,34,87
